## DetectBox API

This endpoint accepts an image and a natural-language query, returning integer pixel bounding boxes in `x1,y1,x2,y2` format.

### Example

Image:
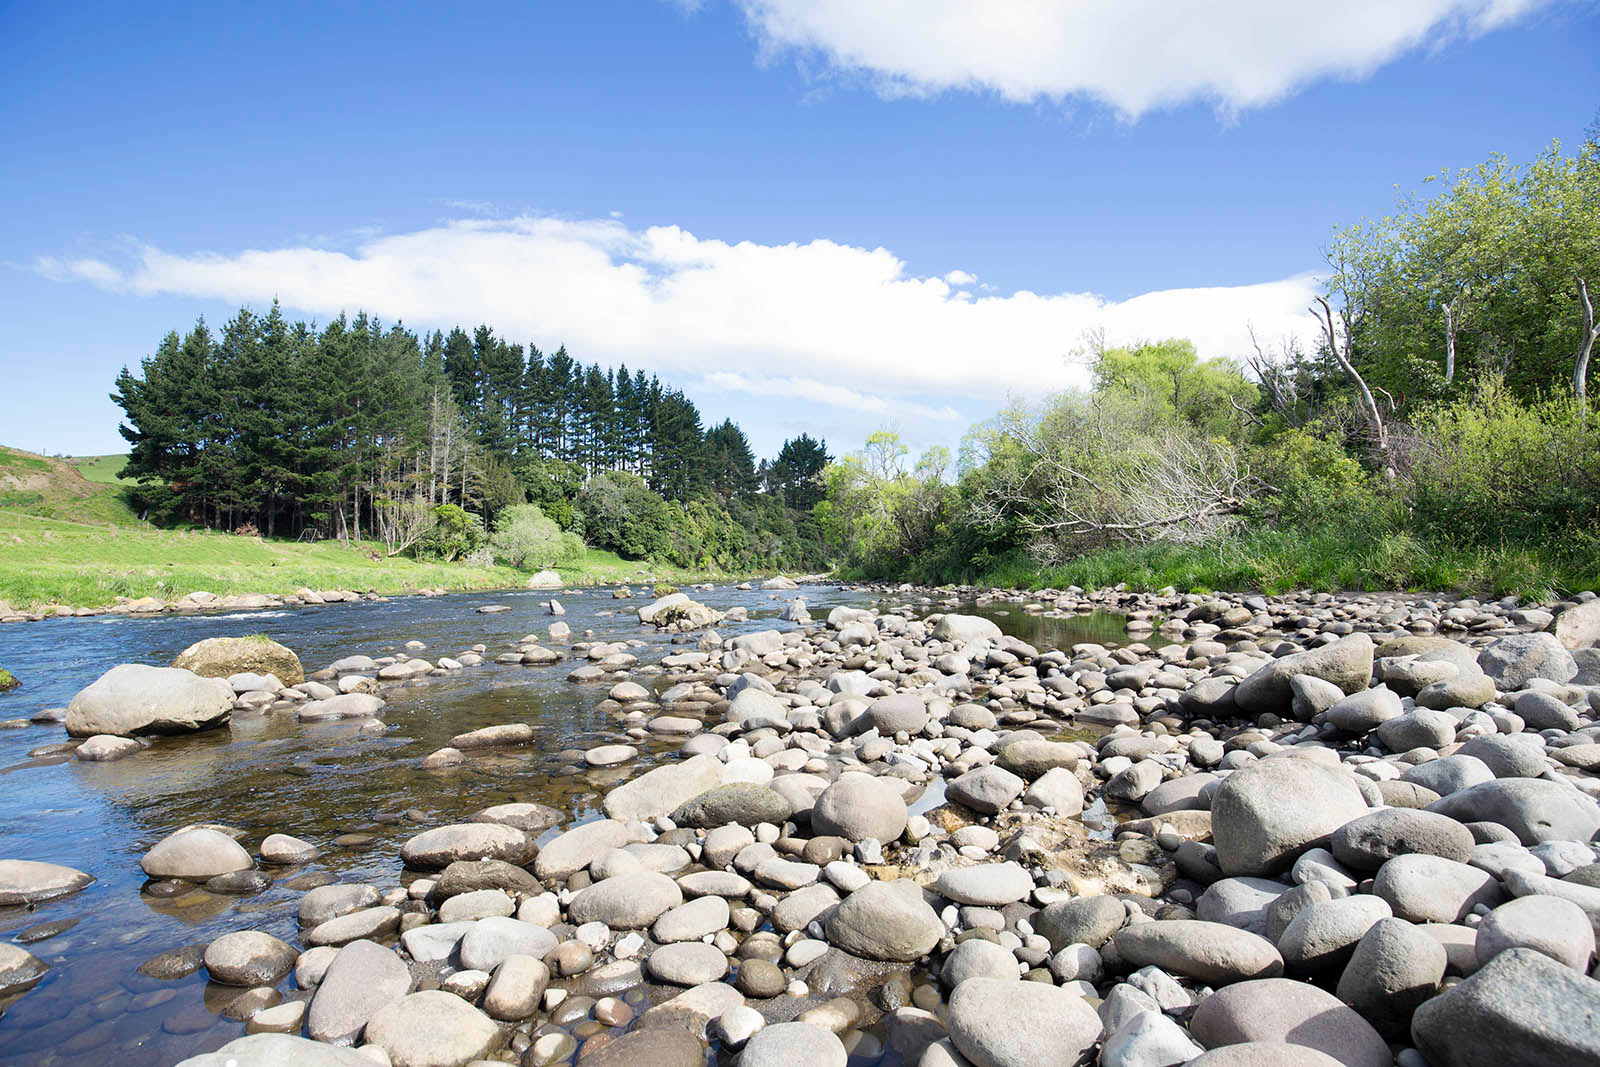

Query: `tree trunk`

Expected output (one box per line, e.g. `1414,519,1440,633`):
1442,299,1457,385
1578,278,1598,422
1314,296,1391,473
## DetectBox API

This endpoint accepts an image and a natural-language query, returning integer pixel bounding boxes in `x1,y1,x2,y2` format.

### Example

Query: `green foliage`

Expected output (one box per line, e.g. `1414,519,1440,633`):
423,504,484,562
577,472,675,560
0,668,17,692
1326,138,1600,409
1094,339,1257,436
1249,427,1389,531
487,503,585,570
1405,377,1600,547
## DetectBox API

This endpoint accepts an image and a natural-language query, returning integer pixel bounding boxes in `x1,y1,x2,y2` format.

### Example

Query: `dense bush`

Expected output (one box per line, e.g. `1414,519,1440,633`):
488,503,585,570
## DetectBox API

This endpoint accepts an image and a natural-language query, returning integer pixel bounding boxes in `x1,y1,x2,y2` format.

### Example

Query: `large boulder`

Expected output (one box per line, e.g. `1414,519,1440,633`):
602,754,725,821
672,784,792,828
363,990,501,1067
526,569,563,589
173,1035,373,1067
638,593,722,629
810,773,909,843
1190,978,1390,1067
66,664,233,737
171,636,304,686
307,939,412,1044
1335,917,1447,1038
1112,920,1283,984
826,880,942,962
1554,599,1600,650
1426,778,1600,845
944,977,1102,1067
568,872,683,929
141,826,254,880
933,614,1002,644
0,860,94,906
1477,632,1578,689
1211,759,1368,876
1411,948,1600,1066
1233,634,1374,715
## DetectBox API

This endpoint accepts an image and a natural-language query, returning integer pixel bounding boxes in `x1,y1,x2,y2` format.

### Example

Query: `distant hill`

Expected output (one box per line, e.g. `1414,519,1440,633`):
0,446,139,524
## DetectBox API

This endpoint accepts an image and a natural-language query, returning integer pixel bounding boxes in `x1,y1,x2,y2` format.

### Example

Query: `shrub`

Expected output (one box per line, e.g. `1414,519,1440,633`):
489,503,585,570
422,504,484,562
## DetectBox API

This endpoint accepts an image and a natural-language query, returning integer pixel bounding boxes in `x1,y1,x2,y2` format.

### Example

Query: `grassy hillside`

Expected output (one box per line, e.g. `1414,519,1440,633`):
0,446,139,524
0,446,734,610
69,453,137,485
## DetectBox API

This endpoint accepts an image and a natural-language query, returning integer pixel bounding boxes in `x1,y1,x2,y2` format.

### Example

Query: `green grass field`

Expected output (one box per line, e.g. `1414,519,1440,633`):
0,511,718,611
0,447,743,610
68,454,137,485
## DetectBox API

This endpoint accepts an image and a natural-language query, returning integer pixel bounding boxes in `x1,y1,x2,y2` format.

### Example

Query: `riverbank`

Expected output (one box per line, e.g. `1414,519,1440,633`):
0,510,755,616
3,581,1597,1065
946,528,1600,602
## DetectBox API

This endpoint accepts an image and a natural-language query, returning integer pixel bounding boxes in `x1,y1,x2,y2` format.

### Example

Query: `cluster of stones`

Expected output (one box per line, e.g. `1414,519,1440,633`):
0,588,388,624
11,581,1600,1067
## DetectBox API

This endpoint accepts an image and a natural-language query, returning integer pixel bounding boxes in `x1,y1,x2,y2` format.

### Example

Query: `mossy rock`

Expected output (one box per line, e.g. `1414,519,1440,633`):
0,669,17,693
171,636,304,686
652,584,680,598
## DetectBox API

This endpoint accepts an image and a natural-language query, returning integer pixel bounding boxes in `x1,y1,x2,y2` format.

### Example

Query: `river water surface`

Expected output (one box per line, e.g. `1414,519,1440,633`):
0,583,1147,1066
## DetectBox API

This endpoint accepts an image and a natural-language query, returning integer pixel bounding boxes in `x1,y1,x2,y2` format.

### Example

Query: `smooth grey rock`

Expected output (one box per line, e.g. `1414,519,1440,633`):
1411,948,1600,1066
533,819,645,880
1335,917,1446,1038
811,772,909,843
1196,877,1286,938
172,1035,371,1067
1330,808,1474,871
1099,1010,1204,1067
1475,894,1595,970
738,1021,847,1067
1401,754,1495,796
458,916,557,971
363,990,501,1067
307,939,410,1044
1278,896,1392,972
603,754,726,821
671,784,792,828
1211,759,1368,876
1234,633,1374,715
934,863,1034,907
647,941,729,985
0,943,48,999
568,871,683,928
1112,920,1283,984
1190,977,1390,1067
1323,686,1402,733
142,827,253,881
947,765,1026,815
826,880,942,962
945,976,1101,1067
1034,895,1126,951
1478,632,1577,689
0,859,94,906
1458,734,1549,779
1427,778,1600,845
941,938,1018,986
1372,854,1504,923
203,931,297,987
399,823,532,869
66,663,232,737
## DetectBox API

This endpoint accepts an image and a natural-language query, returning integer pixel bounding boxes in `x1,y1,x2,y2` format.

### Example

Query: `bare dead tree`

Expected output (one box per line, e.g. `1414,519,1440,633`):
1245,323,1304,426
1441,295,1460,385
1577,277,1599,421
1313,296,1392,473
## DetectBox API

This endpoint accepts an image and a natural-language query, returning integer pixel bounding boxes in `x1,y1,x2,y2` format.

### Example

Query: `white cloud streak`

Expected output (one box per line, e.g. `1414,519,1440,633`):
732,0,1555,116
40,215,1321,447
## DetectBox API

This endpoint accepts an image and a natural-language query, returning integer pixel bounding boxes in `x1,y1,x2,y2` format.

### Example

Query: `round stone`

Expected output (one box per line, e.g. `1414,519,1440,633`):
810,773,909,843
203,931,298,987
363,990,501,1067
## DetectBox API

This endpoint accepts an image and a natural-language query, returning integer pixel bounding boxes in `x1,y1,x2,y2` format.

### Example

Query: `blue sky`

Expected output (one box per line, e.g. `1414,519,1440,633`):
4,0,1597,461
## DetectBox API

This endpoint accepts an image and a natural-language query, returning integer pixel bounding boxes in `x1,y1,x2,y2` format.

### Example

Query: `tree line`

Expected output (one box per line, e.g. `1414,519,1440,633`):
112,308,833,570
821,134,1600,596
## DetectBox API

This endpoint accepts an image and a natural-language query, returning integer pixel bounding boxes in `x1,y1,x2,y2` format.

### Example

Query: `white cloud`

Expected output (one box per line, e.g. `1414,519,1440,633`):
731,0,1555,116
40,214,1321,450
705,371,963,422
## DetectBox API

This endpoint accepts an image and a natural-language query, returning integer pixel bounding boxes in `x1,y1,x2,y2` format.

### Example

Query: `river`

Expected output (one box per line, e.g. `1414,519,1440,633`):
0,582,1147,1065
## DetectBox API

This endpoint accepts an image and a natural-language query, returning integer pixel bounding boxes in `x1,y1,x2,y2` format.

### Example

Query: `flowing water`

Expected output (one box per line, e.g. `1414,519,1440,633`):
0,584,1151,1066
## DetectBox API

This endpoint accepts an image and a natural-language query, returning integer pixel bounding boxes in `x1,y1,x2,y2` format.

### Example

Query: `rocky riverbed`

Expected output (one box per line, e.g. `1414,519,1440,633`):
3,581,1600,1066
